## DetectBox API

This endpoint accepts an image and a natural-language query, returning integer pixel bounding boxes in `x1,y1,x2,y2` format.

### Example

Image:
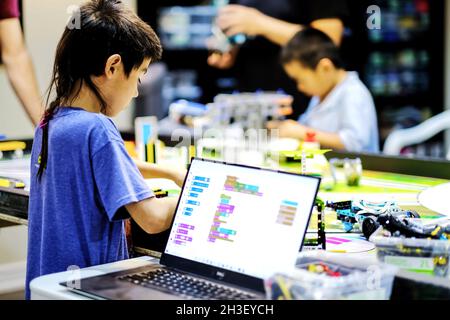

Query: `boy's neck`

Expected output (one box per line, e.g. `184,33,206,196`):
64,80,102,113
319,69,348,102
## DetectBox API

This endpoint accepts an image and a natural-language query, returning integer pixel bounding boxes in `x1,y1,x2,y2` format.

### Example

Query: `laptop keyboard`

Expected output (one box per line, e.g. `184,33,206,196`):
117,268,257,300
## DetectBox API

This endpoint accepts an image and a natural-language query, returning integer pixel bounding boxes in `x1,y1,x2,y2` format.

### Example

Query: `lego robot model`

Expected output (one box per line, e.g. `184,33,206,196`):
366,213,450,240
326,200,420,239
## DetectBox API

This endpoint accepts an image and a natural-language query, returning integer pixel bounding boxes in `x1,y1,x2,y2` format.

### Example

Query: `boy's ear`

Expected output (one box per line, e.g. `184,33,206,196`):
105,54,122,78
317,58,334,73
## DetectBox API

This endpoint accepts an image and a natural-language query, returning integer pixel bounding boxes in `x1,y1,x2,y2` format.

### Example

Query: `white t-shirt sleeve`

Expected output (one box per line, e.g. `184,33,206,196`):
338,89,375,152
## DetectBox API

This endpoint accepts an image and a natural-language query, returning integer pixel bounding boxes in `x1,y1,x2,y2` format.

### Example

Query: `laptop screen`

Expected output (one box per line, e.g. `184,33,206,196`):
162,158,320,281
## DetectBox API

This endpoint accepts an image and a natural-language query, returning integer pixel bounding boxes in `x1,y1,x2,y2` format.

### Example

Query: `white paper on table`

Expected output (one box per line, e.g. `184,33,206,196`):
418,182,450,216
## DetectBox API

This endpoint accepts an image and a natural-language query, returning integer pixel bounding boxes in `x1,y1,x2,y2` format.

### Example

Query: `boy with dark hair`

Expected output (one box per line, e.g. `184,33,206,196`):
268,28,379,153
26,0,180,299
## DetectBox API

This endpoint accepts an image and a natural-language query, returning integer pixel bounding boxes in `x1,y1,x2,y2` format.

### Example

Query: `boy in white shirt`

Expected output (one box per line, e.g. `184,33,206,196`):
268,28,379,153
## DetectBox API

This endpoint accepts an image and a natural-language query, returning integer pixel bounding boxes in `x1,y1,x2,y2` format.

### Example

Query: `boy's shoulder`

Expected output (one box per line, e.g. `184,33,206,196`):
88,111,119,133
54,107,122,140
345,72,368,87
56,107,118,132
341,72,373,98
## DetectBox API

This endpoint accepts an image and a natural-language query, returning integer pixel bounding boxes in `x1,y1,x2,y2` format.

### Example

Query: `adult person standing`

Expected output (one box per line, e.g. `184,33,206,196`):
0,0,42,125
208,0,349,119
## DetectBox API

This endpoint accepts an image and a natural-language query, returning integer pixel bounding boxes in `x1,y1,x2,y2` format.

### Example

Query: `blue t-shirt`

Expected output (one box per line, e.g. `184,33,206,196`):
26,107,154,299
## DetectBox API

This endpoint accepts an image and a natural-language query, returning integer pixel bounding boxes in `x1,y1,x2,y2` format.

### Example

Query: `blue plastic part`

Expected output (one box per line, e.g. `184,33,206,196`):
229,33,246,45
337,209,355,218
343,222,354,232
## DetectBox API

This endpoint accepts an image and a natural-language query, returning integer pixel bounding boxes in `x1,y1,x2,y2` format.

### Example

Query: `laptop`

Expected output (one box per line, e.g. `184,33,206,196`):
63,158,320,300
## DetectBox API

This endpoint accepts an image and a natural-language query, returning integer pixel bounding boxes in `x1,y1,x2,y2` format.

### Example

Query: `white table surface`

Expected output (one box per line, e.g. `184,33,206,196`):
30,256,158,300
30,251,379,300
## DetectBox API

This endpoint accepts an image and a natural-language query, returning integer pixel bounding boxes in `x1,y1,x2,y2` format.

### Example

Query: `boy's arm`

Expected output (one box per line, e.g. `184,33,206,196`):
134,160,186,187
258,16,344,46
217,5,344,46
310,19,345,46
128,161,185,234
0,18,42,125
311,130,346,150
267,120,346,150
126,196,178,234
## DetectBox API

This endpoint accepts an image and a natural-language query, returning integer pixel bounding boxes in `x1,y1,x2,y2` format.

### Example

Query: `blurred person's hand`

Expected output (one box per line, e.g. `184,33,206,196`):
214,4,344,48
216,5,265,38
207,49,238,70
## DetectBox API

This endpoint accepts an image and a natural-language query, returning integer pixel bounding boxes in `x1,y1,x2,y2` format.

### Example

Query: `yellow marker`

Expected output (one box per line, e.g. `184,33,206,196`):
0,177,25,189
188,145,196,163
0,141,26,152
146,141,156,163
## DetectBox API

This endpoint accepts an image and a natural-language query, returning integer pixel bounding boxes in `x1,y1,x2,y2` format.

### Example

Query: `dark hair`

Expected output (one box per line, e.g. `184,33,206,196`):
281,28,343,70
37,0,162,179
